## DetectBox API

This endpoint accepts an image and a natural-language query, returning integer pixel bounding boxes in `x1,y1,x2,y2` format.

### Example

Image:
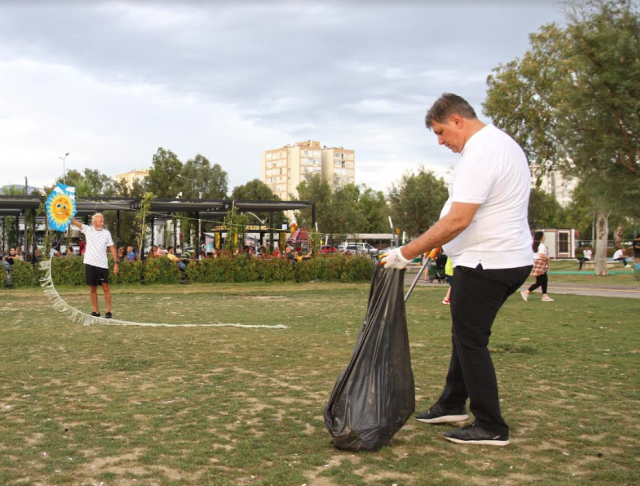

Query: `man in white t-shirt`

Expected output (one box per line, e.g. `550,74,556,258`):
71,213,119,319
381,93,533,447
613,248,630,267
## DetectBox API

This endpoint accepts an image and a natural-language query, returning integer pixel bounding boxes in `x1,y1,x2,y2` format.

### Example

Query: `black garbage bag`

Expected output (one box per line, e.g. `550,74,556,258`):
324,265,415,451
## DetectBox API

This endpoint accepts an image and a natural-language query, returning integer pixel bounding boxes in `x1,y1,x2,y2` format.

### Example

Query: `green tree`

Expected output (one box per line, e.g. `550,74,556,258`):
146,148,183,198
294,174,334,232
528,187,564,230
231,179,287,226
180,154,228,199
388,167,448,237
57,169,115,196
357,187,390,233
484,0,640,274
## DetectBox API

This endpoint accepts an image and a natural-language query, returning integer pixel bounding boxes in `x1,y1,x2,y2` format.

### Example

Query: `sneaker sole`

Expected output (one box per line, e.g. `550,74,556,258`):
444,436,510,446
417,414,469,424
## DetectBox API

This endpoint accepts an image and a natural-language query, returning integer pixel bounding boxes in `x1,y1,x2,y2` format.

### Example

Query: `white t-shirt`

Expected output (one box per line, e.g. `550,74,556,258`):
81,224,114,269
583,249,592,260
441,124,534,270
535,242,549,260
613,249,624,260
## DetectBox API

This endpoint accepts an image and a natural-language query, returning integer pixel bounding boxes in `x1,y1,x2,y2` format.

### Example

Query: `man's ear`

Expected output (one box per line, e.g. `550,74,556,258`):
450,114,464,128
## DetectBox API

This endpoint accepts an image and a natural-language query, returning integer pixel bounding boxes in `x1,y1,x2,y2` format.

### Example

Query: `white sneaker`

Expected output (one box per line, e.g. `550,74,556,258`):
541,296,554,302
625,265,631,268
520,291,528,302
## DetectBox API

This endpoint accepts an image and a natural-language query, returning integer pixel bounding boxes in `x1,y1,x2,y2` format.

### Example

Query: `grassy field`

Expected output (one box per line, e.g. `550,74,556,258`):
0,281,638,486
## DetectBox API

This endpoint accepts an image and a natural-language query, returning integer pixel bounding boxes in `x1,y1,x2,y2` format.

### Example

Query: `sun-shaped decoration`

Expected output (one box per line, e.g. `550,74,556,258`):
46,183,77,232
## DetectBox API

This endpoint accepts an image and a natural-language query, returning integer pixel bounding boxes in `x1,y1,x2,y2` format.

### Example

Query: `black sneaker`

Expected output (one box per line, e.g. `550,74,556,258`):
416,403,469,424
105,312,112,319
443,423,509,446
91,312,101,317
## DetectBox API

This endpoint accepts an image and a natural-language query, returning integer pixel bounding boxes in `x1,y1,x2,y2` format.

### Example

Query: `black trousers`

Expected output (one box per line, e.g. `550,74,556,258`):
527,273,548,294
436,264,532,435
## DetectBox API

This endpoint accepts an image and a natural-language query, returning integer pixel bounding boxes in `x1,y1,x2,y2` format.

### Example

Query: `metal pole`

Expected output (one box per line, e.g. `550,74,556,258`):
311,202,317,230
23,212,27,258
150,217,155,253
31,208,36,265
116,210,121,250
405,257,430,303
195,212,200,259
269,211,274,253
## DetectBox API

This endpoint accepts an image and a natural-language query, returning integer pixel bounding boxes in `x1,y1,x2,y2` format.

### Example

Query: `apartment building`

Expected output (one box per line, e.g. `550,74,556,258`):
530,165,578,207
114,168,149,189
261,141,355,200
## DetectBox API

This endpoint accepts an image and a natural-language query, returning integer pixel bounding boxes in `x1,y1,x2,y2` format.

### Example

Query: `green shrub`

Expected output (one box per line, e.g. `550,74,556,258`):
342,255,375,282
24,254,374,287
141,257,181,284
322,254,347,281
255,257,294,282
51,256,85,285
110,260,143,284
11,260,36,288
0,263,6,288
294,260,313,283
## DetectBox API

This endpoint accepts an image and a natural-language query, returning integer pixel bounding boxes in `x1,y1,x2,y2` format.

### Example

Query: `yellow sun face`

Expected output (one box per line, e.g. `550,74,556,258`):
48,194,73,224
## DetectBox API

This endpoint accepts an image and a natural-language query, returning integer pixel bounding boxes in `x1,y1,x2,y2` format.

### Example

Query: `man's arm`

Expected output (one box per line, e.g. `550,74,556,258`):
109,245,119,275
70,218,83,229
401,202,481,260
381,202,480,269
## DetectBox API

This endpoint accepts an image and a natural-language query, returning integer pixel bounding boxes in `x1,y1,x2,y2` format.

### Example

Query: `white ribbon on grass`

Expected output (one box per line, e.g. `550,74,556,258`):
39,258,288,329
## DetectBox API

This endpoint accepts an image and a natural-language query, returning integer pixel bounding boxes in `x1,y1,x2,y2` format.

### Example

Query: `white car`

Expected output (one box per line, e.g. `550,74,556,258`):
337,242,378,256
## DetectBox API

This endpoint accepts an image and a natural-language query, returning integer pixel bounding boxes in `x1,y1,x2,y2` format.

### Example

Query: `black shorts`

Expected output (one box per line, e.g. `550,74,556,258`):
86,264,109,286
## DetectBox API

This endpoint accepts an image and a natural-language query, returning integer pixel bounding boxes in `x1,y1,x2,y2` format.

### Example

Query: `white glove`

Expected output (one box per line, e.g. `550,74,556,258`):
380,247,412,270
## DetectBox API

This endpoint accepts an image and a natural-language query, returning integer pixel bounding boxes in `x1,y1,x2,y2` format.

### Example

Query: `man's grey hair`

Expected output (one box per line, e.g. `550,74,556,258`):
92,213,104,223
425,93,478,130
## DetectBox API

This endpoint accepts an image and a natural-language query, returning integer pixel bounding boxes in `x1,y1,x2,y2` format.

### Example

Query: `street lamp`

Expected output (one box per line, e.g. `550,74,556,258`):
245,211,266,225
176,174,202,252
177,174,195,197
59,153,70,185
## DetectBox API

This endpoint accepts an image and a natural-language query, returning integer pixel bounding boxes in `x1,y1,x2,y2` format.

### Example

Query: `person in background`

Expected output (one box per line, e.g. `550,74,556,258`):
613,247,630,267
2,247,17,272
126,246,136,262
79,237,86,256
117,247,125,261
577,246,592,270
442,256,454,305
633,235,640,268
521,231,553,302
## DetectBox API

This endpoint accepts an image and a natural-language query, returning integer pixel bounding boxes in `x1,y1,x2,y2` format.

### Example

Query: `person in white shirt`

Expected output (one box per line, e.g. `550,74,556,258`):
381,93,533,447
521,232,553,302
613,248,630,267
577,246,592,270
71,213,119,319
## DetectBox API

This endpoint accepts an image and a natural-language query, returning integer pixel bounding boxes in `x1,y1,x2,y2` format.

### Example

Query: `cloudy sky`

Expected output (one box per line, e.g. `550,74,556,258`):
0,0,566,195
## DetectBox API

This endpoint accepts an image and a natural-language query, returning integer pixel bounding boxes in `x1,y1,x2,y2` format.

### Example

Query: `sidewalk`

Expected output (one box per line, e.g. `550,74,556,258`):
404,277,640,299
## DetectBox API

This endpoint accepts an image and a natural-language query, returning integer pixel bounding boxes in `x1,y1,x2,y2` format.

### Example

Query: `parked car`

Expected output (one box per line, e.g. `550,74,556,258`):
337,242,378,256
320,245,337,254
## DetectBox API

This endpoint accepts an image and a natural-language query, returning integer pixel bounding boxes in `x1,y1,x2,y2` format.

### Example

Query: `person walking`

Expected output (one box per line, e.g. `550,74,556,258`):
71,214,119,319
521,232,553,302
381,93,533,447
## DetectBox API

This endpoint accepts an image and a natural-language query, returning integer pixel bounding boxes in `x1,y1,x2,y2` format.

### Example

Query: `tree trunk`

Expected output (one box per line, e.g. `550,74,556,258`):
614,225,624,248
594,210,611,276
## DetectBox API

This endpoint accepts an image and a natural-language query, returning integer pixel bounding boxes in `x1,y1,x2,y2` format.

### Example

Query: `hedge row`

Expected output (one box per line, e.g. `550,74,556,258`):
1,255,374,288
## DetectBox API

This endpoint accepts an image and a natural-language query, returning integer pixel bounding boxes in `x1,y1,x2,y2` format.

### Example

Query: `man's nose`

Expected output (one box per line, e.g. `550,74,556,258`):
437,136,445,145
